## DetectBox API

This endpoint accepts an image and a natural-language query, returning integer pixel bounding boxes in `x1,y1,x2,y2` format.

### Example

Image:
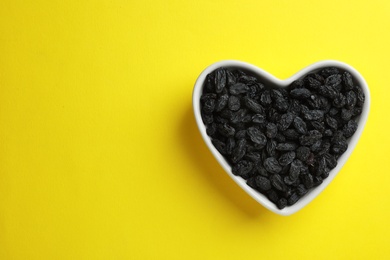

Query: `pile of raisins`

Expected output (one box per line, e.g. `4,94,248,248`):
200,67,364,209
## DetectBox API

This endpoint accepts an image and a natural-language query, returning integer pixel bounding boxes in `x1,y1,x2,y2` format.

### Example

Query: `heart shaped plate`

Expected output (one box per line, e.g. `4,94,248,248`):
192,60,370,215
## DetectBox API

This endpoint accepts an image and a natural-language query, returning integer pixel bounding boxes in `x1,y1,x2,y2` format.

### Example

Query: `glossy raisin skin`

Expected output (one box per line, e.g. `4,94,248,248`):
200,66,364,208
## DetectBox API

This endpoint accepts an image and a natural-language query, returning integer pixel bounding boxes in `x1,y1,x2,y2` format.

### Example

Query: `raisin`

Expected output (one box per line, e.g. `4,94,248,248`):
319,85,338,99
313,176,323,187
310,140,322,153
246,177,257,189
278,112,295,131
316,156,328,176
341,108,353,121
284,176,296,186
246,152,261,162
217,123,235,137
293,116,307,134
289,99,302,114
245,97,265,114
230,109,247,124
214,68,227,93
232,160,253,178
275,98,289,112
279,151,296,166
287,193,300,206
325,115,338,129
276,143,297,151
267,189,279,204
252,114,266,125
266,123,278,139
302,174,314,189
299,130,322,146
206,123,217,136
215,94,229,112
289,159,302,180
317,141,331,156
325,74,342,89
226,137,235,155
277,198,288,209
306,77,321,89
296,146,310,161
320,67,340,78
275,133,286,143
271,89,284,100
228,96,241,111
268,108,281,123
264,157,282,174
229,83,249,95
303,110,324,121
290,88,311,99
247,127,267,146
346,91,357,109
329,108,339,116
324,153,337,169
200,93,217,102
231,139,247,163
226,70,237,86
333,93,346,108
324,129,333,137
235,130,246,139
342,71,354,90
270,174,287,191
247,84,261,99
343,120,358,138
352,107,362,117
354,85,365,107
283,129,300,140
203,98,215,114
266,140,277,157
260,90,272,106
201,112,213,125
239,75,257,84
310,121,325,133
331,140,348,155
212,139,226,155
297,184,308,196
255,176,272,191
292,79,305,88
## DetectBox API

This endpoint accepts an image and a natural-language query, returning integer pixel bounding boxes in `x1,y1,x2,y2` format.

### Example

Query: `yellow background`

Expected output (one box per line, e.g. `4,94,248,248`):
0,0,389,259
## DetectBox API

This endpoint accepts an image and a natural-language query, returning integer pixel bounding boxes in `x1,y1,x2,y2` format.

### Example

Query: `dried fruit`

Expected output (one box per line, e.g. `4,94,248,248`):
278,112,295,131
247,127,267,146
277,198,288,209
229,83,249,95
228,96,241,111
270,174,287,191
293,117,307,134
276,142,297,151
214,68,227,93
215,94,229,112
264,157,282,174
245,97,264,114
255,176,272,191
279,151,296,166
266,123,278,139
290,88,311,99
232,160,253,178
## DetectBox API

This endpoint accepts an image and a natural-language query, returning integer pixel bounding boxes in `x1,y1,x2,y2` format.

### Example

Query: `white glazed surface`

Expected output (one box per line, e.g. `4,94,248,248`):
192,60,370,216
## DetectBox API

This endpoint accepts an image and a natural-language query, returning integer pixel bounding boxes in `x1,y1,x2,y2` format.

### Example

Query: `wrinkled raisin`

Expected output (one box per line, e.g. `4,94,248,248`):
228,96,241,111
264,157,282,174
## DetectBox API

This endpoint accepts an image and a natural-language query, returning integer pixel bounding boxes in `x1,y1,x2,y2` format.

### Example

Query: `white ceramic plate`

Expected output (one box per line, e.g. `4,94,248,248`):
192,60,370,216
